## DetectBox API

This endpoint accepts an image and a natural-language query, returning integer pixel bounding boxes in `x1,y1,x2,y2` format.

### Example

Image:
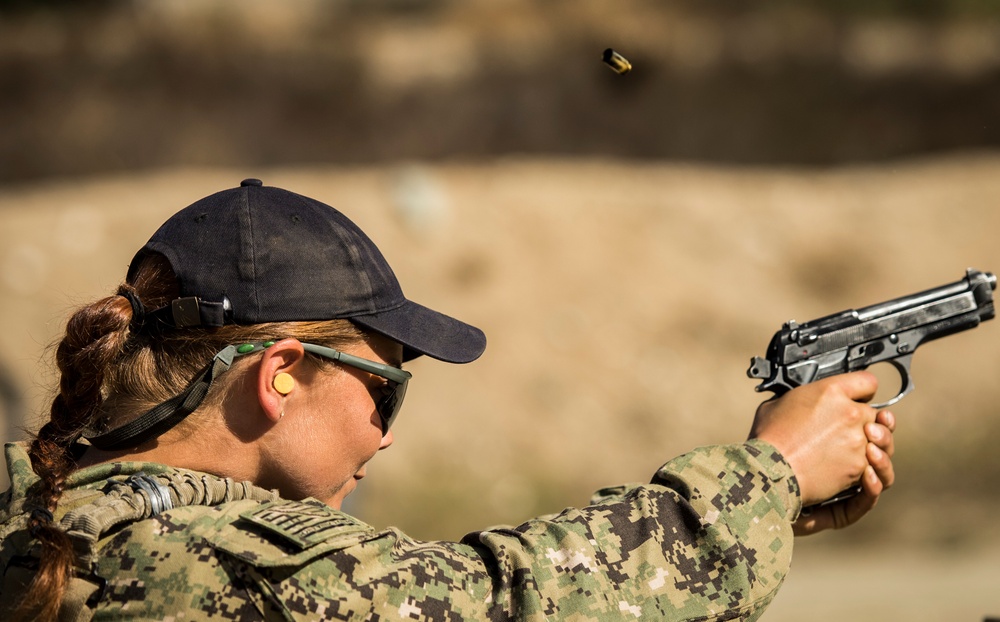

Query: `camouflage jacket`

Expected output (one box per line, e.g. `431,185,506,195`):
0,440,801,621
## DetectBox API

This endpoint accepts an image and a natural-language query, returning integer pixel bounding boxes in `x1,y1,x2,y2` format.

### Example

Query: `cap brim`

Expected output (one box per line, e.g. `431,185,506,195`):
351,300,486,364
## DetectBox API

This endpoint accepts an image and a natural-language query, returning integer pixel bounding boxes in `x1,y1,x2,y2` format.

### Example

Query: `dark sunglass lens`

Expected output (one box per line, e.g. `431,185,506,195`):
377,381,407,434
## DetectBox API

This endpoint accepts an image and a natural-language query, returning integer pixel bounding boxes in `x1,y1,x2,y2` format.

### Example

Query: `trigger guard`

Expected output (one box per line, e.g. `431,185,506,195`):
870,355,915,409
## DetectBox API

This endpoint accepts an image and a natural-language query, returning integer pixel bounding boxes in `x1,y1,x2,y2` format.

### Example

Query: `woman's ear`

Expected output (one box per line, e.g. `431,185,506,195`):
256,339,306,423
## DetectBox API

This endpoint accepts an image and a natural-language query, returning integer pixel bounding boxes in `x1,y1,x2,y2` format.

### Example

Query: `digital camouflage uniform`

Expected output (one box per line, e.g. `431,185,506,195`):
0,439,801,621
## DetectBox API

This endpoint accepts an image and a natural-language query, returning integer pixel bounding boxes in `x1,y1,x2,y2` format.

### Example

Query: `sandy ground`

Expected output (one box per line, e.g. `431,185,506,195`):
2,155,1000,619
764,537,1000,621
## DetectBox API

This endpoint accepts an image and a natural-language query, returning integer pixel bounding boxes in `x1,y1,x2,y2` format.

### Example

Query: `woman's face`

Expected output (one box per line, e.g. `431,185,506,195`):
265,333,401,508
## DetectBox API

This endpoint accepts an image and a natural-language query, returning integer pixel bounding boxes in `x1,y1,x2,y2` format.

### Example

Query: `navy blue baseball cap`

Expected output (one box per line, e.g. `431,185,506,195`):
128,178,486,364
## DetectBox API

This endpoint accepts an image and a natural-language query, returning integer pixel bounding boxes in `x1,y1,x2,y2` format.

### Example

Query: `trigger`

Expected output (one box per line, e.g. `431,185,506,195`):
871,354,915,409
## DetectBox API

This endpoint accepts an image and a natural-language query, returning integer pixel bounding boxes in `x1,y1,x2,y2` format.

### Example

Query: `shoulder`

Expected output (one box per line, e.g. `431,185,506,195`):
91,498,374,618
94,498,492,619
97,498,372,559
196,498,376,565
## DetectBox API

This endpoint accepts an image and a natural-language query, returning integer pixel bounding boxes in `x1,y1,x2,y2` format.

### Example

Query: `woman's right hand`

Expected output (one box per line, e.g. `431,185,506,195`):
747,372,894,530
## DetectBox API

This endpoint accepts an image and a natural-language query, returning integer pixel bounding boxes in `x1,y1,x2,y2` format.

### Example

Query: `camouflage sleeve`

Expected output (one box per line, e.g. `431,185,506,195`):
86,441,799,621
462,439,800,621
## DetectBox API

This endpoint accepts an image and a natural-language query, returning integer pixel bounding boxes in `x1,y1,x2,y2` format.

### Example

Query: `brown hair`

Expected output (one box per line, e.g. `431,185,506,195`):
18,254,365,621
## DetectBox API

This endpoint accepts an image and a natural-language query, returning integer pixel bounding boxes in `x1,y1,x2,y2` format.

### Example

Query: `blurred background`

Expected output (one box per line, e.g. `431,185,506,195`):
2,0,999,619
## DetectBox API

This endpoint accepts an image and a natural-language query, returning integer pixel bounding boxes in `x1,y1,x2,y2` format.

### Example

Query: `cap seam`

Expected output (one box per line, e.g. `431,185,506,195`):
242,185,261,319
312,203,378,313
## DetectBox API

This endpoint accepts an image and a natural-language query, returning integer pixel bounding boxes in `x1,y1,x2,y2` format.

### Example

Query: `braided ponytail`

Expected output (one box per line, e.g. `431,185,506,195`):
18,292,134,621
16,253,365,620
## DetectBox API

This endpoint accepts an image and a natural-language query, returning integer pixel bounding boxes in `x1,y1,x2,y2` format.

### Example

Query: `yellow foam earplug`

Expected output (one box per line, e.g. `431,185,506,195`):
272,372,295,395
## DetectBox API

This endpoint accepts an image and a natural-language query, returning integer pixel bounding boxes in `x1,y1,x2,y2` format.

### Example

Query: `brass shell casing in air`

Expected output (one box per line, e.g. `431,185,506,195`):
602,48,631,75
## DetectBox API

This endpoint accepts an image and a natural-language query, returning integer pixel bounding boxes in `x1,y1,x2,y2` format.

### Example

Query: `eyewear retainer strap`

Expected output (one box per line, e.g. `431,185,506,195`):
86,344,246,450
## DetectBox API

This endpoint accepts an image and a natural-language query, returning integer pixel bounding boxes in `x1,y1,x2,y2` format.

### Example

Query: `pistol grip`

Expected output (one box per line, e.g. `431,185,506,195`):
801,484,864,516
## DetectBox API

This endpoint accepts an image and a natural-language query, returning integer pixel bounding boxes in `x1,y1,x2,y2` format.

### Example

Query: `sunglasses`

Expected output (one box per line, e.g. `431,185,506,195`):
234,341,411,435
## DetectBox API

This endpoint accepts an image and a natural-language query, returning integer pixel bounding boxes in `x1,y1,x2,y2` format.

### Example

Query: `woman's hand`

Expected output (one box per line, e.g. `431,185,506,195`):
792,410,896,535
748,373,896,534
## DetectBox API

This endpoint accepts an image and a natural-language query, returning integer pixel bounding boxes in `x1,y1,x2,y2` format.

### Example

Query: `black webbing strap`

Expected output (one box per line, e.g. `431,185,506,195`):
144,297,229,331
85,345,239,451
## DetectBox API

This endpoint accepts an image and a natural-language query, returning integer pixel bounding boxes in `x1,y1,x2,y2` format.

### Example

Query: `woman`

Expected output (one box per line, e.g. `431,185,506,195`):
0,179,894,621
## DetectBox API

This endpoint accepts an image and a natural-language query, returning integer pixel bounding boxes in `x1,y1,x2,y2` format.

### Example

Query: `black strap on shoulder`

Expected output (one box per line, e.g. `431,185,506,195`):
85,345,239,451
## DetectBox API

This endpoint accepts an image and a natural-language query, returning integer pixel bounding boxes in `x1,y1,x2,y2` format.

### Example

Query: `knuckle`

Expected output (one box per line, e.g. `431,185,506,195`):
819,380,846,401
843,405,865,425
